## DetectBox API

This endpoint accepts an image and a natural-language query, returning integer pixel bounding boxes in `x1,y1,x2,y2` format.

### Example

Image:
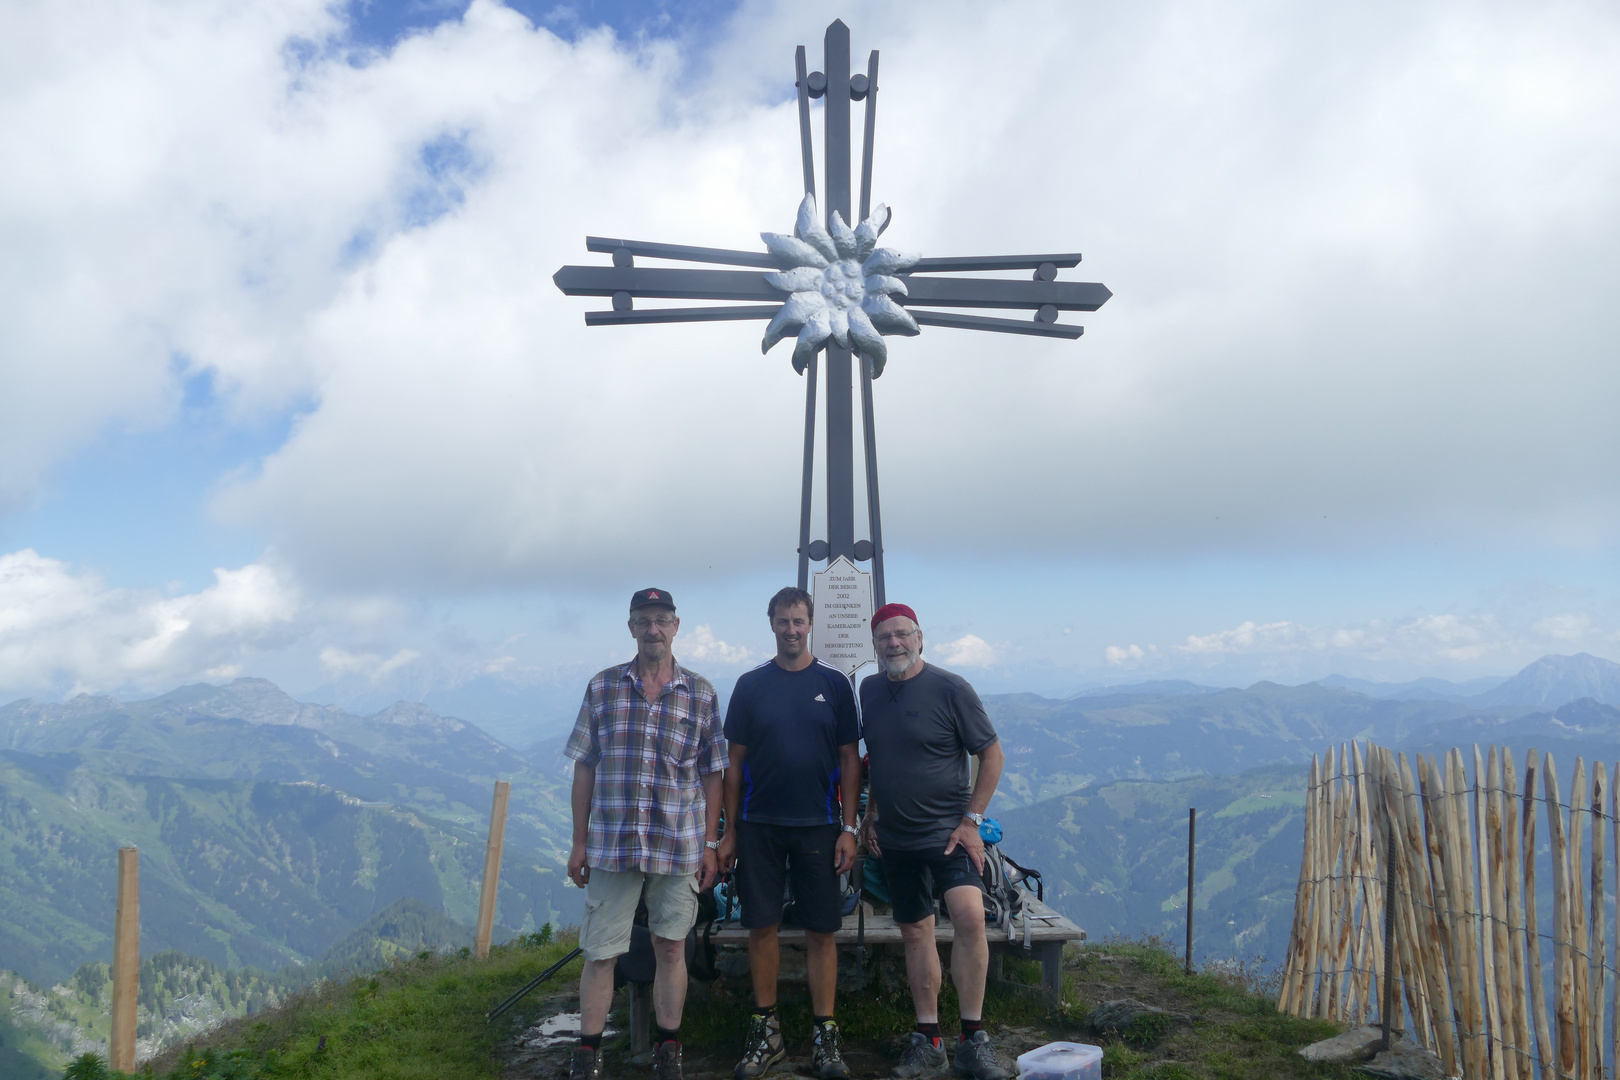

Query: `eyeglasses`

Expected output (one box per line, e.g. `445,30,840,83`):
631,615,678,631
875,629,918,645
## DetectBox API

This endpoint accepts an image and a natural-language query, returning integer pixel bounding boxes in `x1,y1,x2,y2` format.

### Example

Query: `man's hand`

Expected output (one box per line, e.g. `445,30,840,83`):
717,833,738,875
834,830,857,875
697,847,720,891
943,818,986,875
859,814,882,858
567,841,591,888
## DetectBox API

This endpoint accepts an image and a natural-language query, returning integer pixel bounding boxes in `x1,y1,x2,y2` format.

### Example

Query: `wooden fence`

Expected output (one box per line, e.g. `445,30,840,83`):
1277,743,1618,1079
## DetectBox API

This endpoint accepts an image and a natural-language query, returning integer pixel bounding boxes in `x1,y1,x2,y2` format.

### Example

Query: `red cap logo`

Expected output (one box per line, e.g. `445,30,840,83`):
647,590,660,599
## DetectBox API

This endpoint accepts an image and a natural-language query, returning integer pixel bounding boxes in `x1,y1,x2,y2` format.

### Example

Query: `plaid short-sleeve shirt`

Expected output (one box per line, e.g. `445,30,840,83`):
563,658,726,876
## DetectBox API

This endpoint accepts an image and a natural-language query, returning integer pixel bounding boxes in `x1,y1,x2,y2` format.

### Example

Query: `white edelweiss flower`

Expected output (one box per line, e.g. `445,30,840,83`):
760,193,920,376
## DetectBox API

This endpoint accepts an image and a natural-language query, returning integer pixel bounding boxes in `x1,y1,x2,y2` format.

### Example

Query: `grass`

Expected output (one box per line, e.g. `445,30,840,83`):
132,933,583,1080
97,933,1358,1080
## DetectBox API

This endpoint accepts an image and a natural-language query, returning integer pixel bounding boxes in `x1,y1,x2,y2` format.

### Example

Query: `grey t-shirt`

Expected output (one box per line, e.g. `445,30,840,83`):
859,663,999,852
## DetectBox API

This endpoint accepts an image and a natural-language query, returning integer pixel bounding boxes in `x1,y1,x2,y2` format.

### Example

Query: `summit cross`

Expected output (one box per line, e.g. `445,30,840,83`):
554,20,1112,605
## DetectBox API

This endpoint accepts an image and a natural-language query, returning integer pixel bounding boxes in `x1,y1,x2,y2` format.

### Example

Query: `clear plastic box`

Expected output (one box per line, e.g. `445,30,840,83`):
1015,1041,1103,1080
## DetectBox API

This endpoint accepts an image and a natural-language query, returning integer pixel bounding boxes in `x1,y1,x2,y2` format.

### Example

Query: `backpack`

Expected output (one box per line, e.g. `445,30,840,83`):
981,844,1044,946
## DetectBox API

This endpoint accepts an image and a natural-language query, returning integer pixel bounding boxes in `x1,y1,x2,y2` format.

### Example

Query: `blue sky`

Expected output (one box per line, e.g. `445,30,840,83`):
4,0,1620,738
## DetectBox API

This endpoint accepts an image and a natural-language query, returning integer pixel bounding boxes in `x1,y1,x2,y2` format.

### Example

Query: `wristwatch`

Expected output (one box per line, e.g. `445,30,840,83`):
964,812,985,827
704,840,721,851
841,824,859,836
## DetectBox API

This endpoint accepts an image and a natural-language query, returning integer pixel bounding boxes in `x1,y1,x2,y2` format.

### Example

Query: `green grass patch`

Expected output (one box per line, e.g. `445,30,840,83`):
133,933,583,1080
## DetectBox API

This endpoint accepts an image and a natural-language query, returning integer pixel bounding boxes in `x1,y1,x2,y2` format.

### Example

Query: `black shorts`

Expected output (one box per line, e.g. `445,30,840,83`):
881,846,985,925
735,821,844,934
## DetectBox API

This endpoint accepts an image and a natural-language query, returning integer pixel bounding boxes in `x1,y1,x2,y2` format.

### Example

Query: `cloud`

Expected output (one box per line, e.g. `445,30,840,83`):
5,2,1620,594
319,646,422,681
0,549,303,695
935,634,998,668
1105,644,1147,666
678,624,755,666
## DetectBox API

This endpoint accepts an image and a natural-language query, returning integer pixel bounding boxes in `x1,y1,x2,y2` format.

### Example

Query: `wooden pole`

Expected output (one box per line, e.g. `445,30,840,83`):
1610,762,1618,1080
1304,752,1330,1016
1445,749,1486,1079
1380,750,1428,1047
1569,759,1589,1080
1418,755,1460,1073
1474,745,1506,1080
474,780,511,961
1327,748,1352,1016
110,846,139,1074
1185,806,1196,974
1587,763,1605,1080
1279,754,1320,1015
1545,752,1576,1079
1501,748,1534,1080
1523,752,1556,1080
1351,742,1380,1026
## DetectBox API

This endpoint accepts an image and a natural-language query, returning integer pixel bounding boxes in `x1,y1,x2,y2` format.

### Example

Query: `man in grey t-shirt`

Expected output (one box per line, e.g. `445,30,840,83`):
859,603,1010,1080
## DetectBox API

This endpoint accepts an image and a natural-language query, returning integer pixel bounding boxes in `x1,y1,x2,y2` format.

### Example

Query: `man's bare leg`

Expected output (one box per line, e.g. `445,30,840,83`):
805,929,838,1017
580,957,617,1036
943,886,989,1021
898,916,942,1023
748,925,781,1008
651,934,688,1030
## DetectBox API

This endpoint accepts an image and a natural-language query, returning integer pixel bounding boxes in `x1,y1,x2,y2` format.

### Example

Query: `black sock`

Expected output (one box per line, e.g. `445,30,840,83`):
580,1033,603,1051
814,1015,834,1027
960,1018,983,1042
754,1003,777,1018
656,1026,680,1046
917,1021,941,1045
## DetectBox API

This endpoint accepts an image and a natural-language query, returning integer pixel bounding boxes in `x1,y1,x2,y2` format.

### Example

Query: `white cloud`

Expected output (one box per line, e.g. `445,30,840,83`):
4,2,1620,591
1105,644,1146,666
678,624,755,666
935,634,998,668
0,549,303,695
319,646,422,681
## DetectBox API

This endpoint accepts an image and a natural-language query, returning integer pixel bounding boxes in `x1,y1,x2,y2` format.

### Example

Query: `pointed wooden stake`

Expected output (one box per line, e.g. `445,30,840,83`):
474,780,511,960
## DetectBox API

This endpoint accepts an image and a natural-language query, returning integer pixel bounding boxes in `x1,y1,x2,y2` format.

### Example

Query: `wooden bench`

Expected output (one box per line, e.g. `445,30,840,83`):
624,896,1084,1054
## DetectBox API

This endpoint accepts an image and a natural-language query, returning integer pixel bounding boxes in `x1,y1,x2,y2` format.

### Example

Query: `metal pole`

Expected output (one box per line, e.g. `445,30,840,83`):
1381,820,1397,1050
859,356,885,605
794,46,816,200
474,780,510,960
857,50,879,222
823,22,855,562
110,846,139,1073
1185,808,1195,973
797,351,819,590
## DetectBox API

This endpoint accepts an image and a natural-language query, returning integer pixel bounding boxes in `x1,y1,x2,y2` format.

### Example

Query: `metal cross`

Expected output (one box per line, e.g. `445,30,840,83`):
555,20,1112,604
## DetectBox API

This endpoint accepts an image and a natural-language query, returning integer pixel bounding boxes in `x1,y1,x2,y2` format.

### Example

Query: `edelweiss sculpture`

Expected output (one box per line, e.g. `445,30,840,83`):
760,193,918,376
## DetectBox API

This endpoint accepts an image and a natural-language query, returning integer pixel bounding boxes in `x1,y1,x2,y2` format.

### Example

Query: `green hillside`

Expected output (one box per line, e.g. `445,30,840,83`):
0,752,574,988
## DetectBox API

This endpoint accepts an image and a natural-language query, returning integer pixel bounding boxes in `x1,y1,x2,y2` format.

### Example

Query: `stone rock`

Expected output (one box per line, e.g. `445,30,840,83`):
1299,1025,1385,1064
1357,1038,1447,1080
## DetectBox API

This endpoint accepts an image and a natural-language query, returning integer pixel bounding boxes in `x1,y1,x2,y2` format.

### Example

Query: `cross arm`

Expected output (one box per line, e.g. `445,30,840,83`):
554,266,1112,311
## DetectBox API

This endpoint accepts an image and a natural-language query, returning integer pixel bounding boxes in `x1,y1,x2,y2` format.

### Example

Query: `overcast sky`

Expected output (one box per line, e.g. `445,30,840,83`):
3,0,1620,728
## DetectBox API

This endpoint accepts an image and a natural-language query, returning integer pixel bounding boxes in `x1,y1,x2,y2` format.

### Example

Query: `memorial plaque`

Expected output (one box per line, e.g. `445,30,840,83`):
812,555,874,675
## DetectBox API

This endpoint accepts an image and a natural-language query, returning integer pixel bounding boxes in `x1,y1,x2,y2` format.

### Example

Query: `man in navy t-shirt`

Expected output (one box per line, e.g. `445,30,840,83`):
718,586,860,1080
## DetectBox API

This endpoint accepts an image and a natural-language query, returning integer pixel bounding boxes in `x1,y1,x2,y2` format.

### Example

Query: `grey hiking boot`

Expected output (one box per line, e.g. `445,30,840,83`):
571,1046,603,1080
654,1039,683,1080
891,1031,947,1078
811,1019,851,1080
733,1012,785,1079
952,1030,1012,1080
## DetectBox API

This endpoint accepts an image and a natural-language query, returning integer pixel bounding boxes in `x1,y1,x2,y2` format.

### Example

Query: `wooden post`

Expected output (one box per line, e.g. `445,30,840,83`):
1500,748,1534,1080
1475,745,1506,1080
1312,746,1336,1018
1397,753,1450,1061
1278,755,1319,1015
110,846,139,1074
474,780,511,960
1588,764,1606,1080
1184,806,1196,974
1522,752,1556,1080
1545,752,1577,1079
1381,817,1398,1049
1418,755,1460,1071
1350,742,1379,1026
1445,749,1485,1079
1610,762,1618,1080
1569,759,1589,1080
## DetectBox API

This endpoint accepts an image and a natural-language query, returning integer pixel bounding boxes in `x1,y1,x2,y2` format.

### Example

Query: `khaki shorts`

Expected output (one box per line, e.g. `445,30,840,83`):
579,868,699,961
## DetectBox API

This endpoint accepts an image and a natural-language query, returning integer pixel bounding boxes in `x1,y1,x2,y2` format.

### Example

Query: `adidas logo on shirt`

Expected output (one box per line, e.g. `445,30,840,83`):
814,693,826,702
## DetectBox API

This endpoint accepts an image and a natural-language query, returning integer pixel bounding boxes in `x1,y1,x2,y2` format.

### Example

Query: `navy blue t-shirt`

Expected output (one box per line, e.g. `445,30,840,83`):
724,658,861,827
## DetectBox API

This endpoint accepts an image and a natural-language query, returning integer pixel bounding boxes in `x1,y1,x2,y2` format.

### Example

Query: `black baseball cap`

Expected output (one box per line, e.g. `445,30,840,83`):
630,588,676,611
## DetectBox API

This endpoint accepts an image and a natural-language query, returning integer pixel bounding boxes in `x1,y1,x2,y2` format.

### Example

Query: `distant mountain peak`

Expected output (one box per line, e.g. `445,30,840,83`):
1477,652,1620,709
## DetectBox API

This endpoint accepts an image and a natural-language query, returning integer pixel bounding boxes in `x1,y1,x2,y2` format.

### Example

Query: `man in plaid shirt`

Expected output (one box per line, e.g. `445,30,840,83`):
566,588,725,1080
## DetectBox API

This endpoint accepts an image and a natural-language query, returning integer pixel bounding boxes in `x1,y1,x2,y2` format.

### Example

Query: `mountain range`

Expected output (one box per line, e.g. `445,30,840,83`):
4,652,1620,1069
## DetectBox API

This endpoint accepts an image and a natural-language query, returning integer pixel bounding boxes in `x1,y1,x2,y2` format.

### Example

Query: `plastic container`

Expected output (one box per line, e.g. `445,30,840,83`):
1016,1041,1103,1080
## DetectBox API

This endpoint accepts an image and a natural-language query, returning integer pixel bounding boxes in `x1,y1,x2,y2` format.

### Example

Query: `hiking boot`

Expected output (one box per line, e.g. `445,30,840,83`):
733,1012,785,1079
951,1030,1011,1080
891,1031,947,1078
654,1039,683,1080
571,1046,603,1080
811,1019,851,1080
